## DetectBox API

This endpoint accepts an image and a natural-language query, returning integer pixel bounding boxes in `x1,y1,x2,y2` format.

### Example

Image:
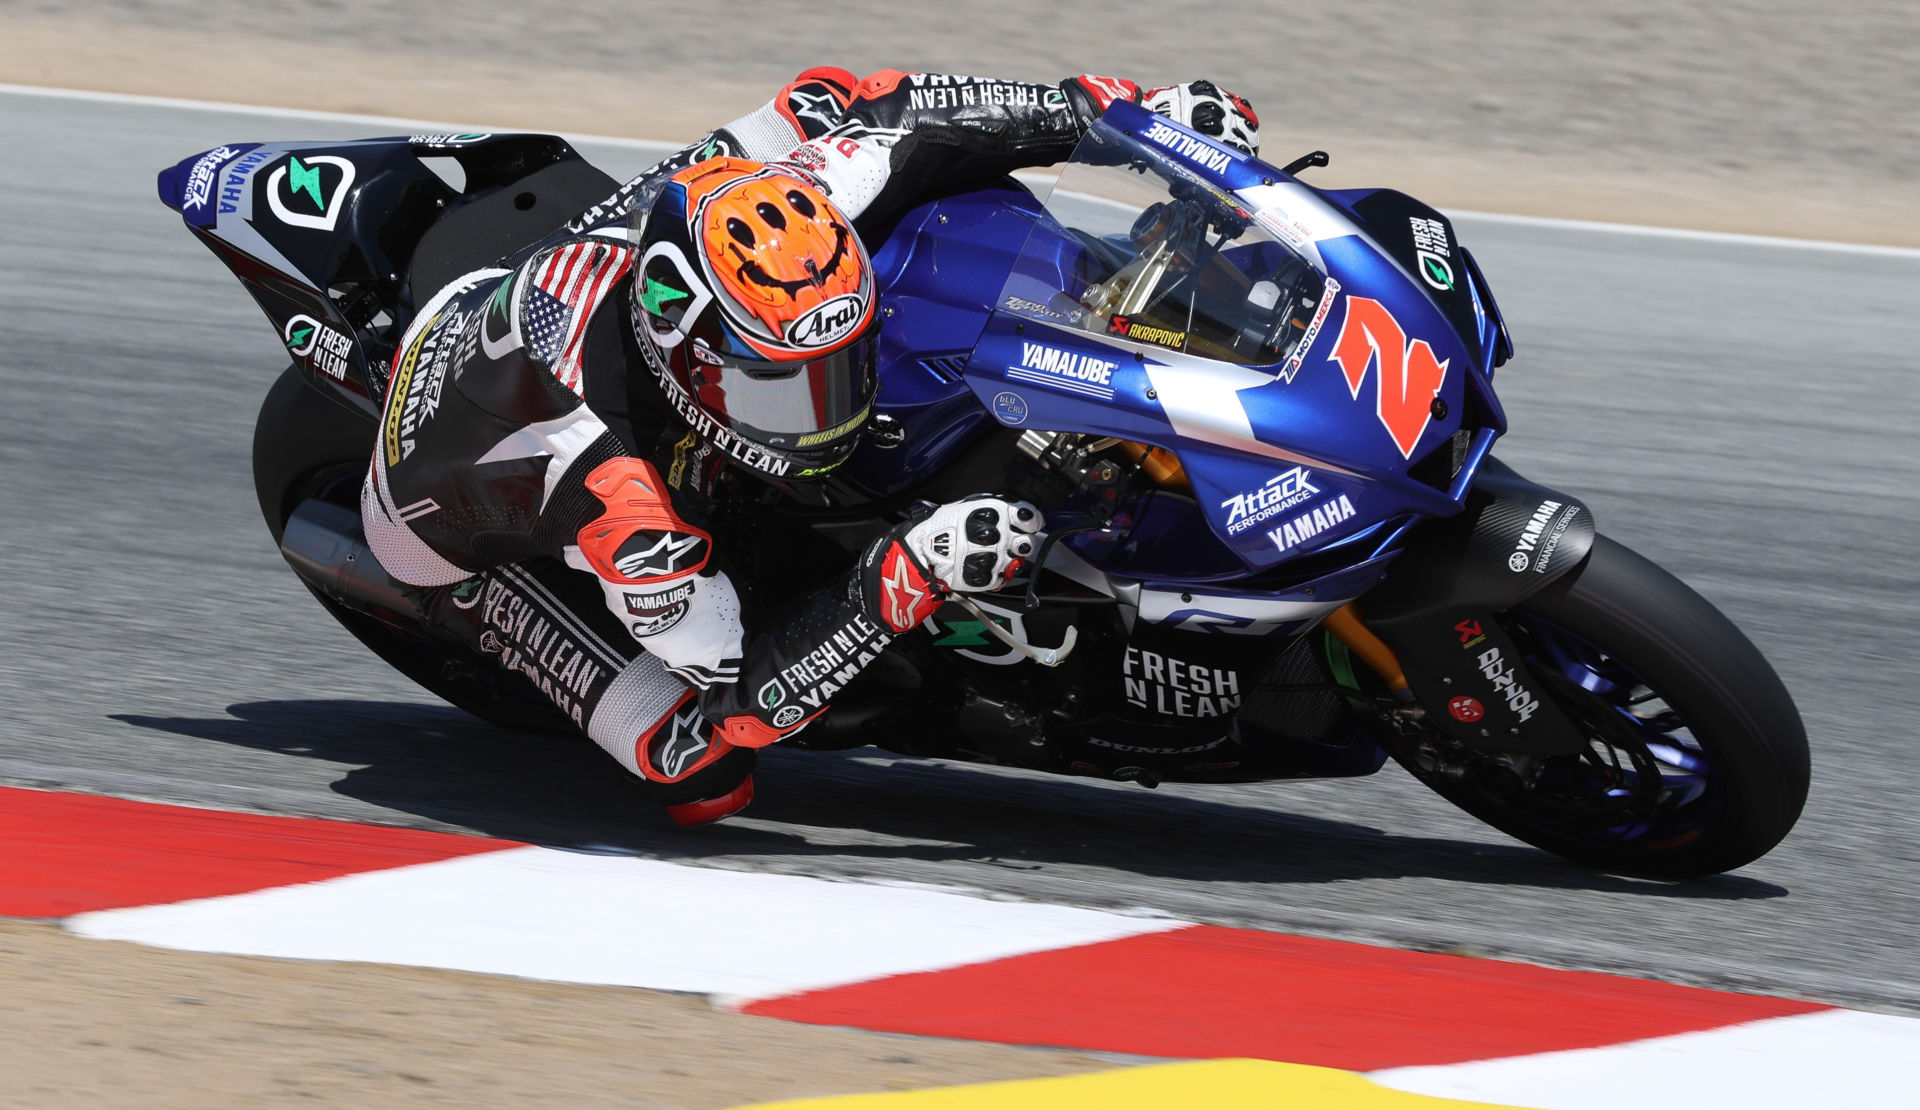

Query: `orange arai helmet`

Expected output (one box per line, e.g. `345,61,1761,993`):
629,157,879,481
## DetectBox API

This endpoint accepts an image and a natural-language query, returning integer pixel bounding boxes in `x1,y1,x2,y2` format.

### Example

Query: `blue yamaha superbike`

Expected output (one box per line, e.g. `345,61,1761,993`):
159,101,1808,877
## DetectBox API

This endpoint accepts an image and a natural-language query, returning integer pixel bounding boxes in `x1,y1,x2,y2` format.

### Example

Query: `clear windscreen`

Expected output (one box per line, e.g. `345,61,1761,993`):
999,119,1327,370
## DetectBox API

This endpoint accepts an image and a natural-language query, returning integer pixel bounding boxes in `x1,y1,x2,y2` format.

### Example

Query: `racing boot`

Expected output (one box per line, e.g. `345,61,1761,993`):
664,773,756,828
632,694,758,827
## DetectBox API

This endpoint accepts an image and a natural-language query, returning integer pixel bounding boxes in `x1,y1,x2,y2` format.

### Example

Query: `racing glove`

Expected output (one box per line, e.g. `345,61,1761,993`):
859,496,1044,633
1062,77,1260,157
1062,74,1143,124
1142,81,1261,156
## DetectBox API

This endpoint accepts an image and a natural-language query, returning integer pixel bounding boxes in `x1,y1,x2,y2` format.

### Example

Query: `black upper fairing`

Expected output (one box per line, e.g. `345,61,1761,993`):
1321,188,1487,368
158,133,617,415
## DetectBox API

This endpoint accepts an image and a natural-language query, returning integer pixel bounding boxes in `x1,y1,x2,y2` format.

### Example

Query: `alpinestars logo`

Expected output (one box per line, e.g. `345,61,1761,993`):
785,86,841,133
613,531,709,581
1327,296,1449,459
651,701,711,780
879,546,933,632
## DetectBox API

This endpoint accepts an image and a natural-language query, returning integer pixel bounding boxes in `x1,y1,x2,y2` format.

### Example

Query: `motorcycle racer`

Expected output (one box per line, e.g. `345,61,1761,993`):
361,69,1261,825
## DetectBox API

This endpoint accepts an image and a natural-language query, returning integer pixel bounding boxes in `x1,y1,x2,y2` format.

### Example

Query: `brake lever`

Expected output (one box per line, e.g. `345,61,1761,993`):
1280,149,1331,177
1020,516,1112,612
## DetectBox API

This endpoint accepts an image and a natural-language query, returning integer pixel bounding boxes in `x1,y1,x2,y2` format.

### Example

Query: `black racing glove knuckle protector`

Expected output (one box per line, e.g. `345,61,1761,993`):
965,507,1000,545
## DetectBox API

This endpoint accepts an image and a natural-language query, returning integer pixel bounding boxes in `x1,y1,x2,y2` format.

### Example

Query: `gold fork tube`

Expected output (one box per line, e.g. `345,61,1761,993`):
1323,603,1411,696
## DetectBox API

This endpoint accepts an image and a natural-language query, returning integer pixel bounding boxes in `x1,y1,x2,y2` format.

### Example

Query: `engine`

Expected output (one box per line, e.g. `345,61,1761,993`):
922,431,1359,784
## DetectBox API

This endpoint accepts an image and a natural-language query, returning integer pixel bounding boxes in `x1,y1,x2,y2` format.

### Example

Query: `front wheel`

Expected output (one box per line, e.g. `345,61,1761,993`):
1389,535,1810,878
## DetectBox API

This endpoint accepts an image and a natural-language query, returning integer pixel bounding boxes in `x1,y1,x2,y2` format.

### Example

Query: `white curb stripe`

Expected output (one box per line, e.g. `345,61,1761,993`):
1370,1008,1920,1109
8,82,1917,258
66,845,1182,999
57,831,1920,1100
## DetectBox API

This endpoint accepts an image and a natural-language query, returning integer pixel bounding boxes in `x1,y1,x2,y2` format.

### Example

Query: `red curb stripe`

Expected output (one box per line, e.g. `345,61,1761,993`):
0,786,518,916
745,924,1829,1069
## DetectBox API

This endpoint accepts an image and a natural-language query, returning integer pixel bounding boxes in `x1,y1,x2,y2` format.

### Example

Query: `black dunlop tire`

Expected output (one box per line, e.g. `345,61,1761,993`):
252,363,374,544
253,366,574,737
1409,535,1810,878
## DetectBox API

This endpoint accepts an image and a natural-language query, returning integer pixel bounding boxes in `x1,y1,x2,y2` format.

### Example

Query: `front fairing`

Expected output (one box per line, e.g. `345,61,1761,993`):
966,101,1505,577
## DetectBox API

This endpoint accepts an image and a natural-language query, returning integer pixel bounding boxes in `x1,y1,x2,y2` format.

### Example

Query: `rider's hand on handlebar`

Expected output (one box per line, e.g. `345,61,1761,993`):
905,496,1045,593
860,497,1045,634
1142,81,1261,157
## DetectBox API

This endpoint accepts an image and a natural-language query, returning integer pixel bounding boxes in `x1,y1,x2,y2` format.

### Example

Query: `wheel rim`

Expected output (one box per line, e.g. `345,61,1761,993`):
1487,612,1725,852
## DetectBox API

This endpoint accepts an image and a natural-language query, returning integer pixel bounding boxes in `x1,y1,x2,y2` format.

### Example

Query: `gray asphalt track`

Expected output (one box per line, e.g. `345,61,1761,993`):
4,89,1918,1014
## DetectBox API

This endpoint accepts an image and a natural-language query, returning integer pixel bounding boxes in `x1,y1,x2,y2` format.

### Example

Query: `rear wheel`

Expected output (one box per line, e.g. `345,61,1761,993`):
1388,535,1809,877
254,368,573,737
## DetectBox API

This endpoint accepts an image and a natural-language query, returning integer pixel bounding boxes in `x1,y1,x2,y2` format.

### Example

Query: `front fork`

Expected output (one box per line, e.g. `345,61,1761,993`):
1324,603,1412,698
1323,600,1588,758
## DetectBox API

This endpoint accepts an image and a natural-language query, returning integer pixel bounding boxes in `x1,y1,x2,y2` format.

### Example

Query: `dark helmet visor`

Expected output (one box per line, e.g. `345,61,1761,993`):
695,325,879,454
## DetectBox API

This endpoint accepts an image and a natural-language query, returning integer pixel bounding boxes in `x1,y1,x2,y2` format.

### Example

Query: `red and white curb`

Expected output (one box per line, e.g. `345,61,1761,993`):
76,846,1180,1001
7,786,1915,1108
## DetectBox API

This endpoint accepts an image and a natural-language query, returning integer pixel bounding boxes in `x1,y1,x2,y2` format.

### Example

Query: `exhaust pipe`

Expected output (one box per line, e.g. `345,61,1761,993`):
278,498,423,621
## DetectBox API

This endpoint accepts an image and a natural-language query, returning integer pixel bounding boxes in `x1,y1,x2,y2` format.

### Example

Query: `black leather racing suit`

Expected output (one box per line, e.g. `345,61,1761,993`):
361,69,1151,798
